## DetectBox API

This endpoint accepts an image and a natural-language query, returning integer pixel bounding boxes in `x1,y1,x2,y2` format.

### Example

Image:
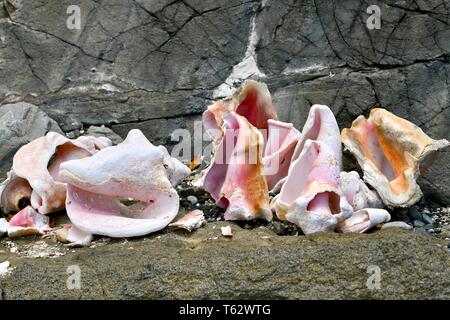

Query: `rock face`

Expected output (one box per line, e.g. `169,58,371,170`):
0,0,449,202
0,102,62,172
0,222,448,299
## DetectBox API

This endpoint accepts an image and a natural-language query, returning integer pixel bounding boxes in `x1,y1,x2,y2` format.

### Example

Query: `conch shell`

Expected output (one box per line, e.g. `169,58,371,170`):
272,140,352,234
339,171,383,211
0,132,111,214
341,108,450,207
59,129,190,238
203,80,277,142
337,171,391,233
292,104,342,166
263,119,300,191
202,112,271,221
335,208,391,233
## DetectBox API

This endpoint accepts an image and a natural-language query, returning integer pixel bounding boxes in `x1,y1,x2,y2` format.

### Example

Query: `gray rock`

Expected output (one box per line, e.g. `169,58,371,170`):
408,208,423,222
381,221,413,231
0,102,62,172
86,125,123,145
422,213,435,225
0,224,448,299
187,195,198,205
413,220,426,228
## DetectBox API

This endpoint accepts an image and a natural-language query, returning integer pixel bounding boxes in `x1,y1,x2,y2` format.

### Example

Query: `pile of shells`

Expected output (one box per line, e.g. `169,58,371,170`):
0,81,448,245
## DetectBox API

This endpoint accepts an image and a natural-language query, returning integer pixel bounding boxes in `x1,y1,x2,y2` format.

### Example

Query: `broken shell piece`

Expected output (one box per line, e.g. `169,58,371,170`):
341,108,450,207
169,209,206,232
0,261,11,277
263,119,300,191
221,226,233,237
273,140,352,234
0,218,8,236
335,208,391,233
203,112,272,221
292,105,342,167
203,80,277,142
340,171,383,211
6,205,50,238
59,129,190,238
0,132,111,214
56,225,93,247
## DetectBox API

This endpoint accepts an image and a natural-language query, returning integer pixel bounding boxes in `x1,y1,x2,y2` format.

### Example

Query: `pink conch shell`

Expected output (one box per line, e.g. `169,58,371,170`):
292,105,342,166
59,129,190,238
341,108,450,207
0,132,111,214
169,209,206,232
263,119,300,191
203,112,272,221
335,208,391,233
6,205,50,238
272,140,352,234
340,171,383,211
203,80,277,142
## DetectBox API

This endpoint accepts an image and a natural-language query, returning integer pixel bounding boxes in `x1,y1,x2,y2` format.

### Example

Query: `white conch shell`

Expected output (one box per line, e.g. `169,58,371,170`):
335,208,391,233
169,209,206,232
292,104,342,167
59,129,190,238
341,108,450,207
273,140,352,235
203,80,277,142
340,171,383,211
203,112,272,221
0,132,111,214
263,119,300,192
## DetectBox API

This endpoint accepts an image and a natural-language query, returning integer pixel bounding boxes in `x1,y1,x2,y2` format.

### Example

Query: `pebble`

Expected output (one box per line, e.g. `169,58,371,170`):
408,207,423,221
413,220,425,227
421,213,435,225
381,221,412,230
187,195,198,205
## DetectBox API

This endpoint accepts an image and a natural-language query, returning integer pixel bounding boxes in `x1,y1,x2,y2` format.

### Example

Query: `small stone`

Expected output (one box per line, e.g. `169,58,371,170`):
187,195,198,205
427,229,435,234
381,221,412,230
408,207,423,221
413,220,425,227
424,224,435,230
421,213,435,225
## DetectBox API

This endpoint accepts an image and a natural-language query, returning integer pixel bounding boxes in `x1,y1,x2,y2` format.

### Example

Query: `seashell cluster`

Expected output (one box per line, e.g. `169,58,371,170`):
0,132,111,214
200,82,449,234
0,129,190,242
0,81,448,241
